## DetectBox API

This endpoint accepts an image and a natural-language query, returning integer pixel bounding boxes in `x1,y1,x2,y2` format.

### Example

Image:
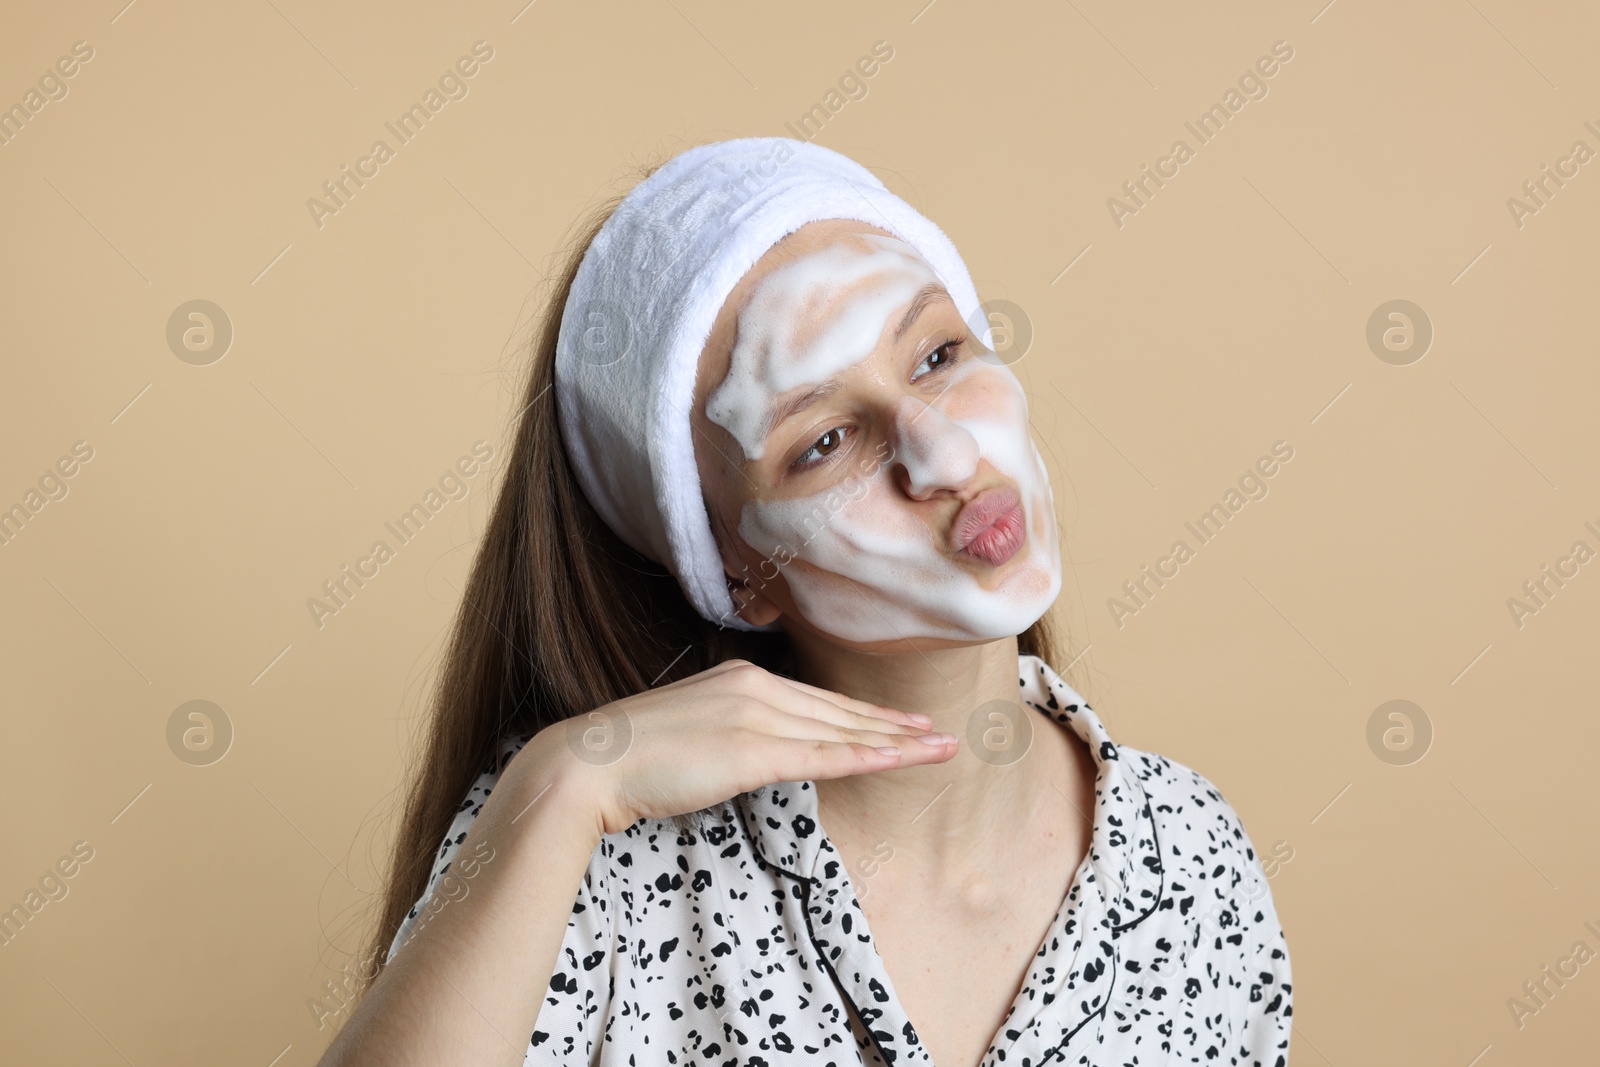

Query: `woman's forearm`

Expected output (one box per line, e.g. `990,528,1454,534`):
317,734,605,1067
319,661,945,1064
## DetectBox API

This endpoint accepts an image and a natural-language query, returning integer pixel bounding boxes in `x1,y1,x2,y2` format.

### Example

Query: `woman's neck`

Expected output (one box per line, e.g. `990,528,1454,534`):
790,633,1091,884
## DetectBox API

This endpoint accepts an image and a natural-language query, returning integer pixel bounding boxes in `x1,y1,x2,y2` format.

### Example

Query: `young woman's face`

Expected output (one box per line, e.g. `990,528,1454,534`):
692,218,1061,651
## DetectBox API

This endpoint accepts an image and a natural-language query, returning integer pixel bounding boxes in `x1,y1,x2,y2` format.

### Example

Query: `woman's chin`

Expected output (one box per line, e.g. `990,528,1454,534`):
809,632,1025,657
787,566,1061,650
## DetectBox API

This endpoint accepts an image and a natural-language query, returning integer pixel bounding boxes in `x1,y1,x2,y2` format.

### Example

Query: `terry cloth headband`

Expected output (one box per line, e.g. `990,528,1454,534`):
553,136,989,631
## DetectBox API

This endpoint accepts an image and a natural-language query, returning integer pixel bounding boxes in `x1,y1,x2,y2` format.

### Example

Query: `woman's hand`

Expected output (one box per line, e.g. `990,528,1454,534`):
551,658,957,835
317,660,948,1067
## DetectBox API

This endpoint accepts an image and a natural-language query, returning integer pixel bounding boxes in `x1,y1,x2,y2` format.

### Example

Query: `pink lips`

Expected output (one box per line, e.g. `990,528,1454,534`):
951,485,1025,566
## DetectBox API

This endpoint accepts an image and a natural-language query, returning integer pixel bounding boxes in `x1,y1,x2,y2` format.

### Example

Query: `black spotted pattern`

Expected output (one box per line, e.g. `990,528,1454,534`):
388,654,1293,1065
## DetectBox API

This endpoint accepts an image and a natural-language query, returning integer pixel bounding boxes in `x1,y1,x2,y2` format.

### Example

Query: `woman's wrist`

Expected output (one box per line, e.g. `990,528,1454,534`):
405,732,608,957
495,723,615,852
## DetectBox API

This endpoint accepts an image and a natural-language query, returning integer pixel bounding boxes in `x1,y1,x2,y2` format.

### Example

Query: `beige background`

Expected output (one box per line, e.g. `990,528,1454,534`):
2,0,1597,1063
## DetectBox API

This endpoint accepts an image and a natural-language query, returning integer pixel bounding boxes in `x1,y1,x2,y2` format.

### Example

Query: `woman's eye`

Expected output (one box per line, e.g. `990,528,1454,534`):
792,426,848,471
913,338,963,381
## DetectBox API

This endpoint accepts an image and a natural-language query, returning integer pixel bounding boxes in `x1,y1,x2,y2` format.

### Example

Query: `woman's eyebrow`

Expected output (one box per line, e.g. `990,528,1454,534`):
891,282,952,345
755,281,952,450
765,379,842,440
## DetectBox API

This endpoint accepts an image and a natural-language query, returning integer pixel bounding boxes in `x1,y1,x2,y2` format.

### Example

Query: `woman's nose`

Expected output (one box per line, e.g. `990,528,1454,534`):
890,395,980,499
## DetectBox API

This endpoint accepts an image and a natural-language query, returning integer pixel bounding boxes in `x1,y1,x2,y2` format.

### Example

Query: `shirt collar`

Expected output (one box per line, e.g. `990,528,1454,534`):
733,653,1167,1064
1015,653,1166,932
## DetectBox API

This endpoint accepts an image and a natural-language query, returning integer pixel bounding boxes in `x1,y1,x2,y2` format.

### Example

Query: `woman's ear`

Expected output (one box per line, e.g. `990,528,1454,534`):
727,572,783,627
706,494,783,627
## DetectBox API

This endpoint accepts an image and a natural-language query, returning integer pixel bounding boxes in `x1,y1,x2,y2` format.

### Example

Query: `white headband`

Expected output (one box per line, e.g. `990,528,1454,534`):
553,136,988,631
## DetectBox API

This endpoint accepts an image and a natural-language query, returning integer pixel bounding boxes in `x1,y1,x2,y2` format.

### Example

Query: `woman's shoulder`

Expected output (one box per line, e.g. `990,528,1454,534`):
465,731,537,811
1114,741,1277,883
1020,649,1273,882
422,732,536,872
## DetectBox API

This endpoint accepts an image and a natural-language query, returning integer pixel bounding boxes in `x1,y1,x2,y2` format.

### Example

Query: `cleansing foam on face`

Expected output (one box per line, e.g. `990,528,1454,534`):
710,233,1062,644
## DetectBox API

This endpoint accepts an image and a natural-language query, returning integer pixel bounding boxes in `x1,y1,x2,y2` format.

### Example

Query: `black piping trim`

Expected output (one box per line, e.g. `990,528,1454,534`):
734,793,1129,1067
1110,789,1165,934
731,758,1166,1062
1036,797,1153,1067
1035,786,1167,1063
1021,693,1165,935
731,791,820,888
801,875,904,1067
732,796,903,1066
1037,946,1116,1065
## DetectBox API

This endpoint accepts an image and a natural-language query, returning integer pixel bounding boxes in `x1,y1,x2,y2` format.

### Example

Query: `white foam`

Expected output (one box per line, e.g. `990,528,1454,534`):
737,358,1061,644
706,233,938,462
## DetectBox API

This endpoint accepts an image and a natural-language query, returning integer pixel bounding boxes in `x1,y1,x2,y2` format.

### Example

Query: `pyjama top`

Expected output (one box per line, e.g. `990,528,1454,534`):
387,654,1293,1066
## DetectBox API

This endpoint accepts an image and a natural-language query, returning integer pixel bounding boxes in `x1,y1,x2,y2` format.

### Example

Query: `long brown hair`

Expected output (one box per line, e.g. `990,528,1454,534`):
361,147,1062,990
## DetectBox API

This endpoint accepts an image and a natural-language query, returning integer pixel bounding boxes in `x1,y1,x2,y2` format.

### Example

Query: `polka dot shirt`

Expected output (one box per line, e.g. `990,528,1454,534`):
388,654,1293,1065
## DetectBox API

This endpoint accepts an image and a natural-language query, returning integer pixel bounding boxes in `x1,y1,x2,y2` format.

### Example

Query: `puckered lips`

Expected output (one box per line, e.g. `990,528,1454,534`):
950,484,1025,567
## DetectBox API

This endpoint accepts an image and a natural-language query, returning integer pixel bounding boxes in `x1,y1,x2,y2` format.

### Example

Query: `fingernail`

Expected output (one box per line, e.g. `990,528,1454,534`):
906,711,934,724
914,733,955,746
874,746,901,756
